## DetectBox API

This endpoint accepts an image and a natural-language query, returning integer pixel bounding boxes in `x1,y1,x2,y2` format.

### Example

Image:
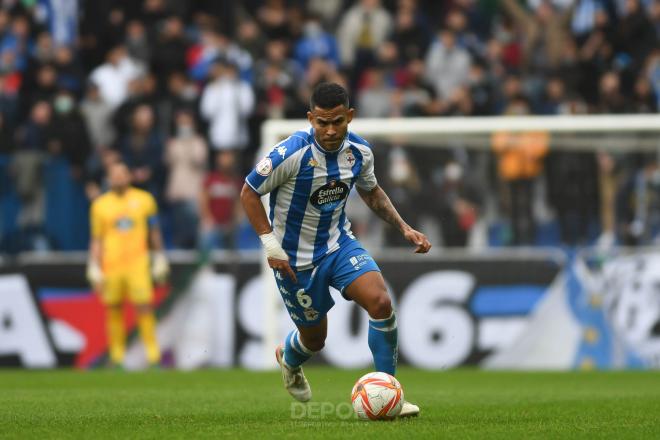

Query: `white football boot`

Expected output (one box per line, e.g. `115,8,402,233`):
275,345,312,402
398,401,420,417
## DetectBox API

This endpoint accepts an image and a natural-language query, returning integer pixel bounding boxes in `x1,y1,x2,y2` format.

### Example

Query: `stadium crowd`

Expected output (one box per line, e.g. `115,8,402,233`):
0,0,659,253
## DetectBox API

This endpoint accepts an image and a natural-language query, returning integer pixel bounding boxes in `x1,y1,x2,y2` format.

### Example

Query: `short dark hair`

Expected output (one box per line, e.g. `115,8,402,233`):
310,82,349,110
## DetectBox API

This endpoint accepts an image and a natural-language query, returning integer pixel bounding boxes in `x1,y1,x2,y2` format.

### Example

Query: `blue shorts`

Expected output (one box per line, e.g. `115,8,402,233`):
273,239,380,327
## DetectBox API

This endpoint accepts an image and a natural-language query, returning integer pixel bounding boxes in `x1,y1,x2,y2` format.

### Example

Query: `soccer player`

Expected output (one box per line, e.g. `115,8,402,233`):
87,161,170,368
241,82,431,417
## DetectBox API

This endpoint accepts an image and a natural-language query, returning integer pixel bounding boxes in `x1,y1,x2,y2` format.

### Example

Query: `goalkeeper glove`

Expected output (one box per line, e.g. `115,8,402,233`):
152,252,170,283
86,259,104,286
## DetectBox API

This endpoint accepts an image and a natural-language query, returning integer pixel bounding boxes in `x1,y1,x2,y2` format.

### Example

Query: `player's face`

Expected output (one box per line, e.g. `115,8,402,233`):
308,105,354,151
108,164,131,192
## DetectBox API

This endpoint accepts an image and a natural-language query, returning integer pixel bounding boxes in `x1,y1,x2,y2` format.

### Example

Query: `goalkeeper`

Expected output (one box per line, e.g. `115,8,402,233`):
87,162,169,367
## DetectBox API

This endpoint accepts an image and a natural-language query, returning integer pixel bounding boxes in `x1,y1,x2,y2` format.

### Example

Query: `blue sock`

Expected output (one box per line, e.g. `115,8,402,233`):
283,330,314,368
368,311,398,375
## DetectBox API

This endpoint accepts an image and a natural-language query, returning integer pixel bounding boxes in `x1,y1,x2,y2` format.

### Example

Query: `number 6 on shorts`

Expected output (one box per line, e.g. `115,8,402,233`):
296,289,312,308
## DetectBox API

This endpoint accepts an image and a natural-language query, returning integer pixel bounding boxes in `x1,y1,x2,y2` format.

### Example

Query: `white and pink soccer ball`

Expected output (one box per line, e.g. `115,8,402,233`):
351,372,404,420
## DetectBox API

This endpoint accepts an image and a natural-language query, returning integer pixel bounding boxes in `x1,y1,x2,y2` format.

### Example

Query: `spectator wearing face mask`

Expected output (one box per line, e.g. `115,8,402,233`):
164,110,208,249
50,89,92,179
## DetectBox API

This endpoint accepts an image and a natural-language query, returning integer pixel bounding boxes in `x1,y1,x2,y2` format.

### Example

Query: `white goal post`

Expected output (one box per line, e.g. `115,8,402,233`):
255,114,660,370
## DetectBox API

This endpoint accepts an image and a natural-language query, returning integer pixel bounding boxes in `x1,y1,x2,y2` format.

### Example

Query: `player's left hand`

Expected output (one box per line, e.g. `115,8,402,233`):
403,228,431,253
152,252,170,283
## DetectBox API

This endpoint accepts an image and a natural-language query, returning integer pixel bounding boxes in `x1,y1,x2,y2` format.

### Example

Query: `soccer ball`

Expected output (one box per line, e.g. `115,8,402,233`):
351,372,404,420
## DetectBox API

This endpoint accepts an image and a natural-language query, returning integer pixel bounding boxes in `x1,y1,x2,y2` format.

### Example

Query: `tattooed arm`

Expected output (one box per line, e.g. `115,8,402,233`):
357,185,431,253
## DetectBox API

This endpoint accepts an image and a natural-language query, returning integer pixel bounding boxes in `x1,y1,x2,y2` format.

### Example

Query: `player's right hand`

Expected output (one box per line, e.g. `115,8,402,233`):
267,258,298,283
86,260,104,288
260,232,297,282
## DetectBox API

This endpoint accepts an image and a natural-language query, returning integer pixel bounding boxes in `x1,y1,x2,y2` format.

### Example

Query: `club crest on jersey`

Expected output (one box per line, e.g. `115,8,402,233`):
115,216,134,230
310,179,349,212
345,150,355,166
256,157,272,176
308,158,319,167
303,307,319,321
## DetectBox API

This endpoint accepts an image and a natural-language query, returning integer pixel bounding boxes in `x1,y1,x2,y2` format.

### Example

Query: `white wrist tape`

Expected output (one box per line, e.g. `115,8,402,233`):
260,232,289,260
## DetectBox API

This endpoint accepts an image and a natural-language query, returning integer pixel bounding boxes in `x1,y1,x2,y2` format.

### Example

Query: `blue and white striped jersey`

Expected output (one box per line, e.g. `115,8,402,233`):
246,128,377,270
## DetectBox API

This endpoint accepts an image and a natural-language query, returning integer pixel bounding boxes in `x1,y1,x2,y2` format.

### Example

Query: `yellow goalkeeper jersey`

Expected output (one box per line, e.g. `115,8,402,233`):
90,187,157,274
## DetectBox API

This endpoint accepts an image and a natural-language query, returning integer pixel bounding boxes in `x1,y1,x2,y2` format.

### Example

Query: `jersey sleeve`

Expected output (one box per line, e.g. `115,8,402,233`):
90,201,103,238
145,193,159,227
245,138,301,195
355,148,378,191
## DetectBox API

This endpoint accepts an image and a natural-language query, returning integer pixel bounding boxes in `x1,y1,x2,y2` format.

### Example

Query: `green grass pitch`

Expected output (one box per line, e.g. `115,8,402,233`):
1,368,659,439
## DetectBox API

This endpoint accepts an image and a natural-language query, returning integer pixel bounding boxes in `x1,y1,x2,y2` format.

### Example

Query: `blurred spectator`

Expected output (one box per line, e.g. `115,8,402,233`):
466,62,494,115
21,63,58,120
617,0,656,72
199,150,242,250
80,82,115,151
237,19,267,61
617,154,660,245
596,71,629,113
188,28,252,82
381,146,422,247
388,5,430,65
307,0,344,28
502,0,574,73
0,14,31,73
85,147,121,200
424,29,471,100
50,89,91,178
165,110,207,249
157,71,198,138
125,20,150,66
113,74,159,136
257,0,291,40
536,77,567,115
54,45,84,94
294,14,340,69
391,58,435,116
116,104,164,199
337,0,393,83
493,74,524,115
254,39,301,119
151,16,189,91
492,99,549,245
631,75,658,113
200,59,254,151
357,68,395,118
90,45,144,109
14,101,53,231
432,161,482,247
546,149,599,246
0,113,11,155
29,31,56,67
0,73,19,128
